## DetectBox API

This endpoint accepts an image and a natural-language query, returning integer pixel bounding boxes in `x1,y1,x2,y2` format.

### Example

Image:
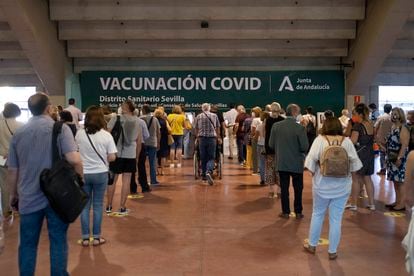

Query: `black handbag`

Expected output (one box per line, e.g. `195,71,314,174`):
85,131,115,185
40,122,89,223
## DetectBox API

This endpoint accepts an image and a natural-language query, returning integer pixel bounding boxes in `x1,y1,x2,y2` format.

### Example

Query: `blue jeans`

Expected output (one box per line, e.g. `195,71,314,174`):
257,145,265,182
80,172,108,239
308,192,349,254
146,146,158,184
199,137,216,175
19,205,69,276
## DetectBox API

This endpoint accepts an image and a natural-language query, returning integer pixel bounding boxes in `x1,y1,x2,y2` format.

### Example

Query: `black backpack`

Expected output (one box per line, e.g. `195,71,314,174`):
40,122,89,223
111,115,123,144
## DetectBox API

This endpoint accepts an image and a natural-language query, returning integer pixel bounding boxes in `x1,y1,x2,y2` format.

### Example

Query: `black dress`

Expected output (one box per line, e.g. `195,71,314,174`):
157,118,169,158
352,123,374,175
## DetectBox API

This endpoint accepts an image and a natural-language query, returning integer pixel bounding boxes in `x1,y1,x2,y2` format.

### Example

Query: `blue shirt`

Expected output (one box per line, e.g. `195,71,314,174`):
7,115,77,215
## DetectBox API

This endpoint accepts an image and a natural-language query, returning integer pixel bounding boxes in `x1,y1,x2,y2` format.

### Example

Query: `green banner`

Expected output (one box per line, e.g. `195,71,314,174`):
80,71,344,114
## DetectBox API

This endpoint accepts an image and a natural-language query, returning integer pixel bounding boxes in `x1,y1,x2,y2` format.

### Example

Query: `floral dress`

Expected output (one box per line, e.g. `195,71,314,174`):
386,126,409,182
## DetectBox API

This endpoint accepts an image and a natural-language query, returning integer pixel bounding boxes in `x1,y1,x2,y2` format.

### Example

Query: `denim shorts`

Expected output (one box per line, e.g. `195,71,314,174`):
171,135,183,149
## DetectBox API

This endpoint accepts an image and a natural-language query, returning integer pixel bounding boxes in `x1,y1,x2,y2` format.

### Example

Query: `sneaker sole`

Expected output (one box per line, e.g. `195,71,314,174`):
206,174,214,185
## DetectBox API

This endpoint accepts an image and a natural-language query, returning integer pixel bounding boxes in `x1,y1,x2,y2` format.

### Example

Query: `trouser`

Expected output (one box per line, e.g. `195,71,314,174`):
279,171,304,214
146,146,158,184
379,149,386,170
251,140,258,172
227,127,235,157
19,206,69,276
199,137,217,175
236,137,245,163
246,145,253,169
80,172,108,239
308,193,348,253
0,166,9,214
257,145,265,182
131,143,150,193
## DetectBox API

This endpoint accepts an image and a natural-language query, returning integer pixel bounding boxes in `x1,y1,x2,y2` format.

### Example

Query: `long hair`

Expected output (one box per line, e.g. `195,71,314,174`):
84,106,106,134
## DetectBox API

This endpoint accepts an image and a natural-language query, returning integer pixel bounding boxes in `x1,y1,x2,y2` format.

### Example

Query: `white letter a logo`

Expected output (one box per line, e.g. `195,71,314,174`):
278,76,294,92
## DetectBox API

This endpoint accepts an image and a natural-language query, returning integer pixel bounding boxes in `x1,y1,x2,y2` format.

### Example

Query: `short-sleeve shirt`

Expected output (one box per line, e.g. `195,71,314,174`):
195,112,220,137
75,129,117,174
7,115,77,215
65,105,83,127
0,114,24,156
141,115,160,147
107,114,141,158
167,113,185,135
305,135,362,198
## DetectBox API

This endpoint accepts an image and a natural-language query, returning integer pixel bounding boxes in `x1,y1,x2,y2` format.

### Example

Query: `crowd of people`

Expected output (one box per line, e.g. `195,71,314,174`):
1,93,414,274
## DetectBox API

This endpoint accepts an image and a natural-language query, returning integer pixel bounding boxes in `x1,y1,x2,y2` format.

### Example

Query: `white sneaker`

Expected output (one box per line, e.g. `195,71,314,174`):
345,204,357,211
206,172,214,185
177,163,182,168
367,205,376,211
170,164,175,168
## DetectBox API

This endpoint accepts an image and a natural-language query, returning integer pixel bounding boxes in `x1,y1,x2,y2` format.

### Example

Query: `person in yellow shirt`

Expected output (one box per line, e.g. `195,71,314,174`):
167,105,186,167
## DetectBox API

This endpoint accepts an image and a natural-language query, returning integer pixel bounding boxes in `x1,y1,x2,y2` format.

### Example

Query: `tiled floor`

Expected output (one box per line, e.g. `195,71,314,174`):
0,158,408,275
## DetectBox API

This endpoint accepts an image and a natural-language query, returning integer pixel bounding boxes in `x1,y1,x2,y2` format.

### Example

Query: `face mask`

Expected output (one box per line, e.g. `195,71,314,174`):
251,113,256,118
352,115,361,123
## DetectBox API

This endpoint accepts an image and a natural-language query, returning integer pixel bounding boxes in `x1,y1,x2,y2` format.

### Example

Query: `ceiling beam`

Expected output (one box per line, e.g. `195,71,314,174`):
0,0,70,95
74,57,341,73
68,39,348,58
50,0,365,21
59,20,356,40
373,72,414,86
345,0,414,95
0,59,34,75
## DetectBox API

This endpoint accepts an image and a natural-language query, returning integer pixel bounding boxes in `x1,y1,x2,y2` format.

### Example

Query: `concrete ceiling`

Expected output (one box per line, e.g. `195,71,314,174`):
374,10,414,86
0,0,413,96
50,0,366,73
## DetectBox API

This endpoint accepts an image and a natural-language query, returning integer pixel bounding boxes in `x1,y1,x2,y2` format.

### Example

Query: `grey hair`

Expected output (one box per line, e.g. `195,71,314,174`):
270,102,281,114
202,103,210,112
237,105,246,113
286,104,300,116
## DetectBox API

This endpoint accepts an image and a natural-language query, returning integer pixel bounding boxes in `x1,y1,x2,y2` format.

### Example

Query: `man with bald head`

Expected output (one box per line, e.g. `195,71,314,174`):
269,104,308,219
7,93,82,275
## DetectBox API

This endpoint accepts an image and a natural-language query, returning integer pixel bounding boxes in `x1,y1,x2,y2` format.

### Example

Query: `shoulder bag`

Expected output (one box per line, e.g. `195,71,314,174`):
85,131,115,185
40,122,89,223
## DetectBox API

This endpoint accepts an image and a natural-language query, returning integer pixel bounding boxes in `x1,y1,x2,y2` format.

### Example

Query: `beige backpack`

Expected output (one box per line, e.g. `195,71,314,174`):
320,136,350,178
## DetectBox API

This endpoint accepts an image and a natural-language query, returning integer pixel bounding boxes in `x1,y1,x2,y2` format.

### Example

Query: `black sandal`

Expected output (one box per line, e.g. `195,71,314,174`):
92,237,106,246
81,239,90,247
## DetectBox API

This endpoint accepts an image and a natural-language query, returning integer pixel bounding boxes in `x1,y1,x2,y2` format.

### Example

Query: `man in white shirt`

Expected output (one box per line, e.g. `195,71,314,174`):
223,103,238,159
65,98,83,129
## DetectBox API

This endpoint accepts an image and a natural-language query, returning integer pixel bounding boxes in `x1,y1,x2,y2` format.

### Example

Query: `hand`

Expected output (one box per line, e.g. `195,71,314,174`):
217,137,223,145
395,159,402,167
10,196,18,212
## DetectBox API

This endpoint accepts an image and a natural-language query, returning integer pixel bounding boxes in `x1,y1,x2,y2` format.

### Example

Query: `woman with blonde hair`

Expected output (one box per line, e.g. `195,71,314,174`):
167,105,186,167
263,102,284,198
385,107,410,211
250,106,262,175
155,108,170,175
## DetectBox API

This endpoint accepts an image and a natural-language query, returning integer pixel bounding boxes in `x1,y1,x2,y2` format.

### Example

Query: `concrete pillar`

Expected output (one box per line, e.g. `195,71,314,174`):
345,0,414,95
0,0,71,96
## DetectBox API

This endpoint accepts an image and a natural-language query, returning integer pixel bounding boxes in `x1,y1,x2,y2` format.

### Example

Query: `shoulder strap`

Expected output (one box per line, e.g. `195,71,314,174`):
203,111,216,129
52,121,64,163
85,131,106,166
146,117,154,130
4,119,13,135
323,135,332,146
